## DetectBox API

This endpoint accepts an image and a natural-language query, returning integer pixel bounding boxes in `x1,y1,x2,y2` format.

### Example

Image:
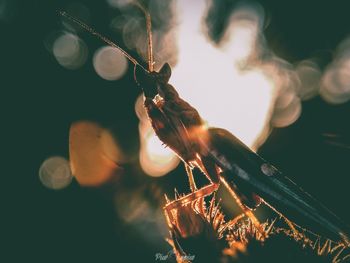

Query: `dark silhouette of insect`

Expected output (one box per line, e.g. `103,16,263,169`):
60,8,350,246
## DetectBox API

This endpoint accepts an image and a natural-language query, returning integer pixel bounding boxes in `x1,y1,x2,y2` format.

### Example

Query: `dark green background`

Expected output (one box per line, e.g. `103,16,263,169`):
3,0,350,262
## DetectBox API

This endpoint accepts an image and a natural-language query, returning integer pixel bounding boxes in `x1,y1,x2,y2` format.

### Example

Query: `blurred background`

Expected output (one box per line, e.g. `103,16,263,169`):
2,0,350,262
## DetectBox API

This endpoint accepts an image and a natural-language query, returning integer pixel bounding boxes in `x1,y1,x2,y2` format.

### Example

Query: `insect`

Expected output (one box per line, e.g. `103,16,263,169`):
60,6,350,247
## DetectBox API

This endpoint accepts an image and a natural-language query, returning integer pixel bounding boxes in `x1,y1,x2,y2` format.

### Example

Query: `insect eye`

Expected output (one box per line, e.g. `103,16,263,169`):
152,94,165,107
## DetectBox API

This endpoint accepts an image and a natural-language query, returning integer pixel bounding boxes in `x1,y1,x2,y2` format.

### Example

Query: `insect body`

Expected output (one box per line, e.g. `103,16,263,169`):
60,9,350,246
134,62,350,246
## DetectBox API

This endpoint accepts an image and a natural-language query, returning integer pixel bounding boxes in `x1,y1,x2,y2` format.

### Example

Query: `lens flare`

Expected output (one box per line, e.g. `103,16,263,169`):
93,46,128,80
171,0,274,149
69,121,124,186
321,66,350,104
135,94,148,121
320,39,350,104
135,95,180,177
261,58,302,128
220,3,264,65
271,95,302,128
132,0,308,175
39,156,72,190
139,126,179,177
53,33,88,70
296,60,321,101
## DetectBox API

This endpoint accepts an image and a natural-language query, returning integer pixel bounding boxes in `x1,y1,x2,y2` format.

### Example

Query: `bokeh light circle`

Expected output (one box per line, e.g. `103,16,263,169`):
39,156,72,190
93,46,128,81
53,33,88,70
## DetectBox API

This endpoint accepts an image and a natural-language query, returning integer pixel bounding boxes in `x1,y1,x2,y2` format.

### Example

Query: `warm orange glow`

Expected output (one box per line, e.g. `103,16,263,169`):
134,1,278,176
133,1,310,175
139,126,179,177
135,95,180,177
69,121,123,186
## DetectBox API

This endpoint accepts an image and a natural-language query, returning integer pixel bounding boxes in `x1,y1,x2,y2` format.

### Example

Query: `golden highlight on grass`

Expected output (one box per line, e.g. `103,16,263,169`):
163,189,350,263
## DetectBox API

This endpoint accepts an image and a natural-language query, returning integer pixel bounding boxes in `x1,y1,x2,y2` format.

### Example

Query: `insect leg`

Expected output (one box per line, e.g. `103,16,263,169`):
262,199,317,241
164,183,219,212
196,132,267,237
185,164,197,192
220,177,268,239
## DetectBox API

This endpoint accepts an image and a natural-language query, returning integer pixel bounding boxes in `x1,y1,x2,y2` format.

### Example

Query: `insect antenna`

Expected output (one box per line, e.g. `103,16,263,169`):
58,11,149,72
133,2,154,72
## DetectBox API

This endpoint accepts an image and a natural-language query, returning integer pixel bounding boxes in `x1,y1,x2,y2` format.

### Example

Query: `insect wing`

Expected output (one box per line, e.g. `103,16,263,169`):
203,128,350,244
